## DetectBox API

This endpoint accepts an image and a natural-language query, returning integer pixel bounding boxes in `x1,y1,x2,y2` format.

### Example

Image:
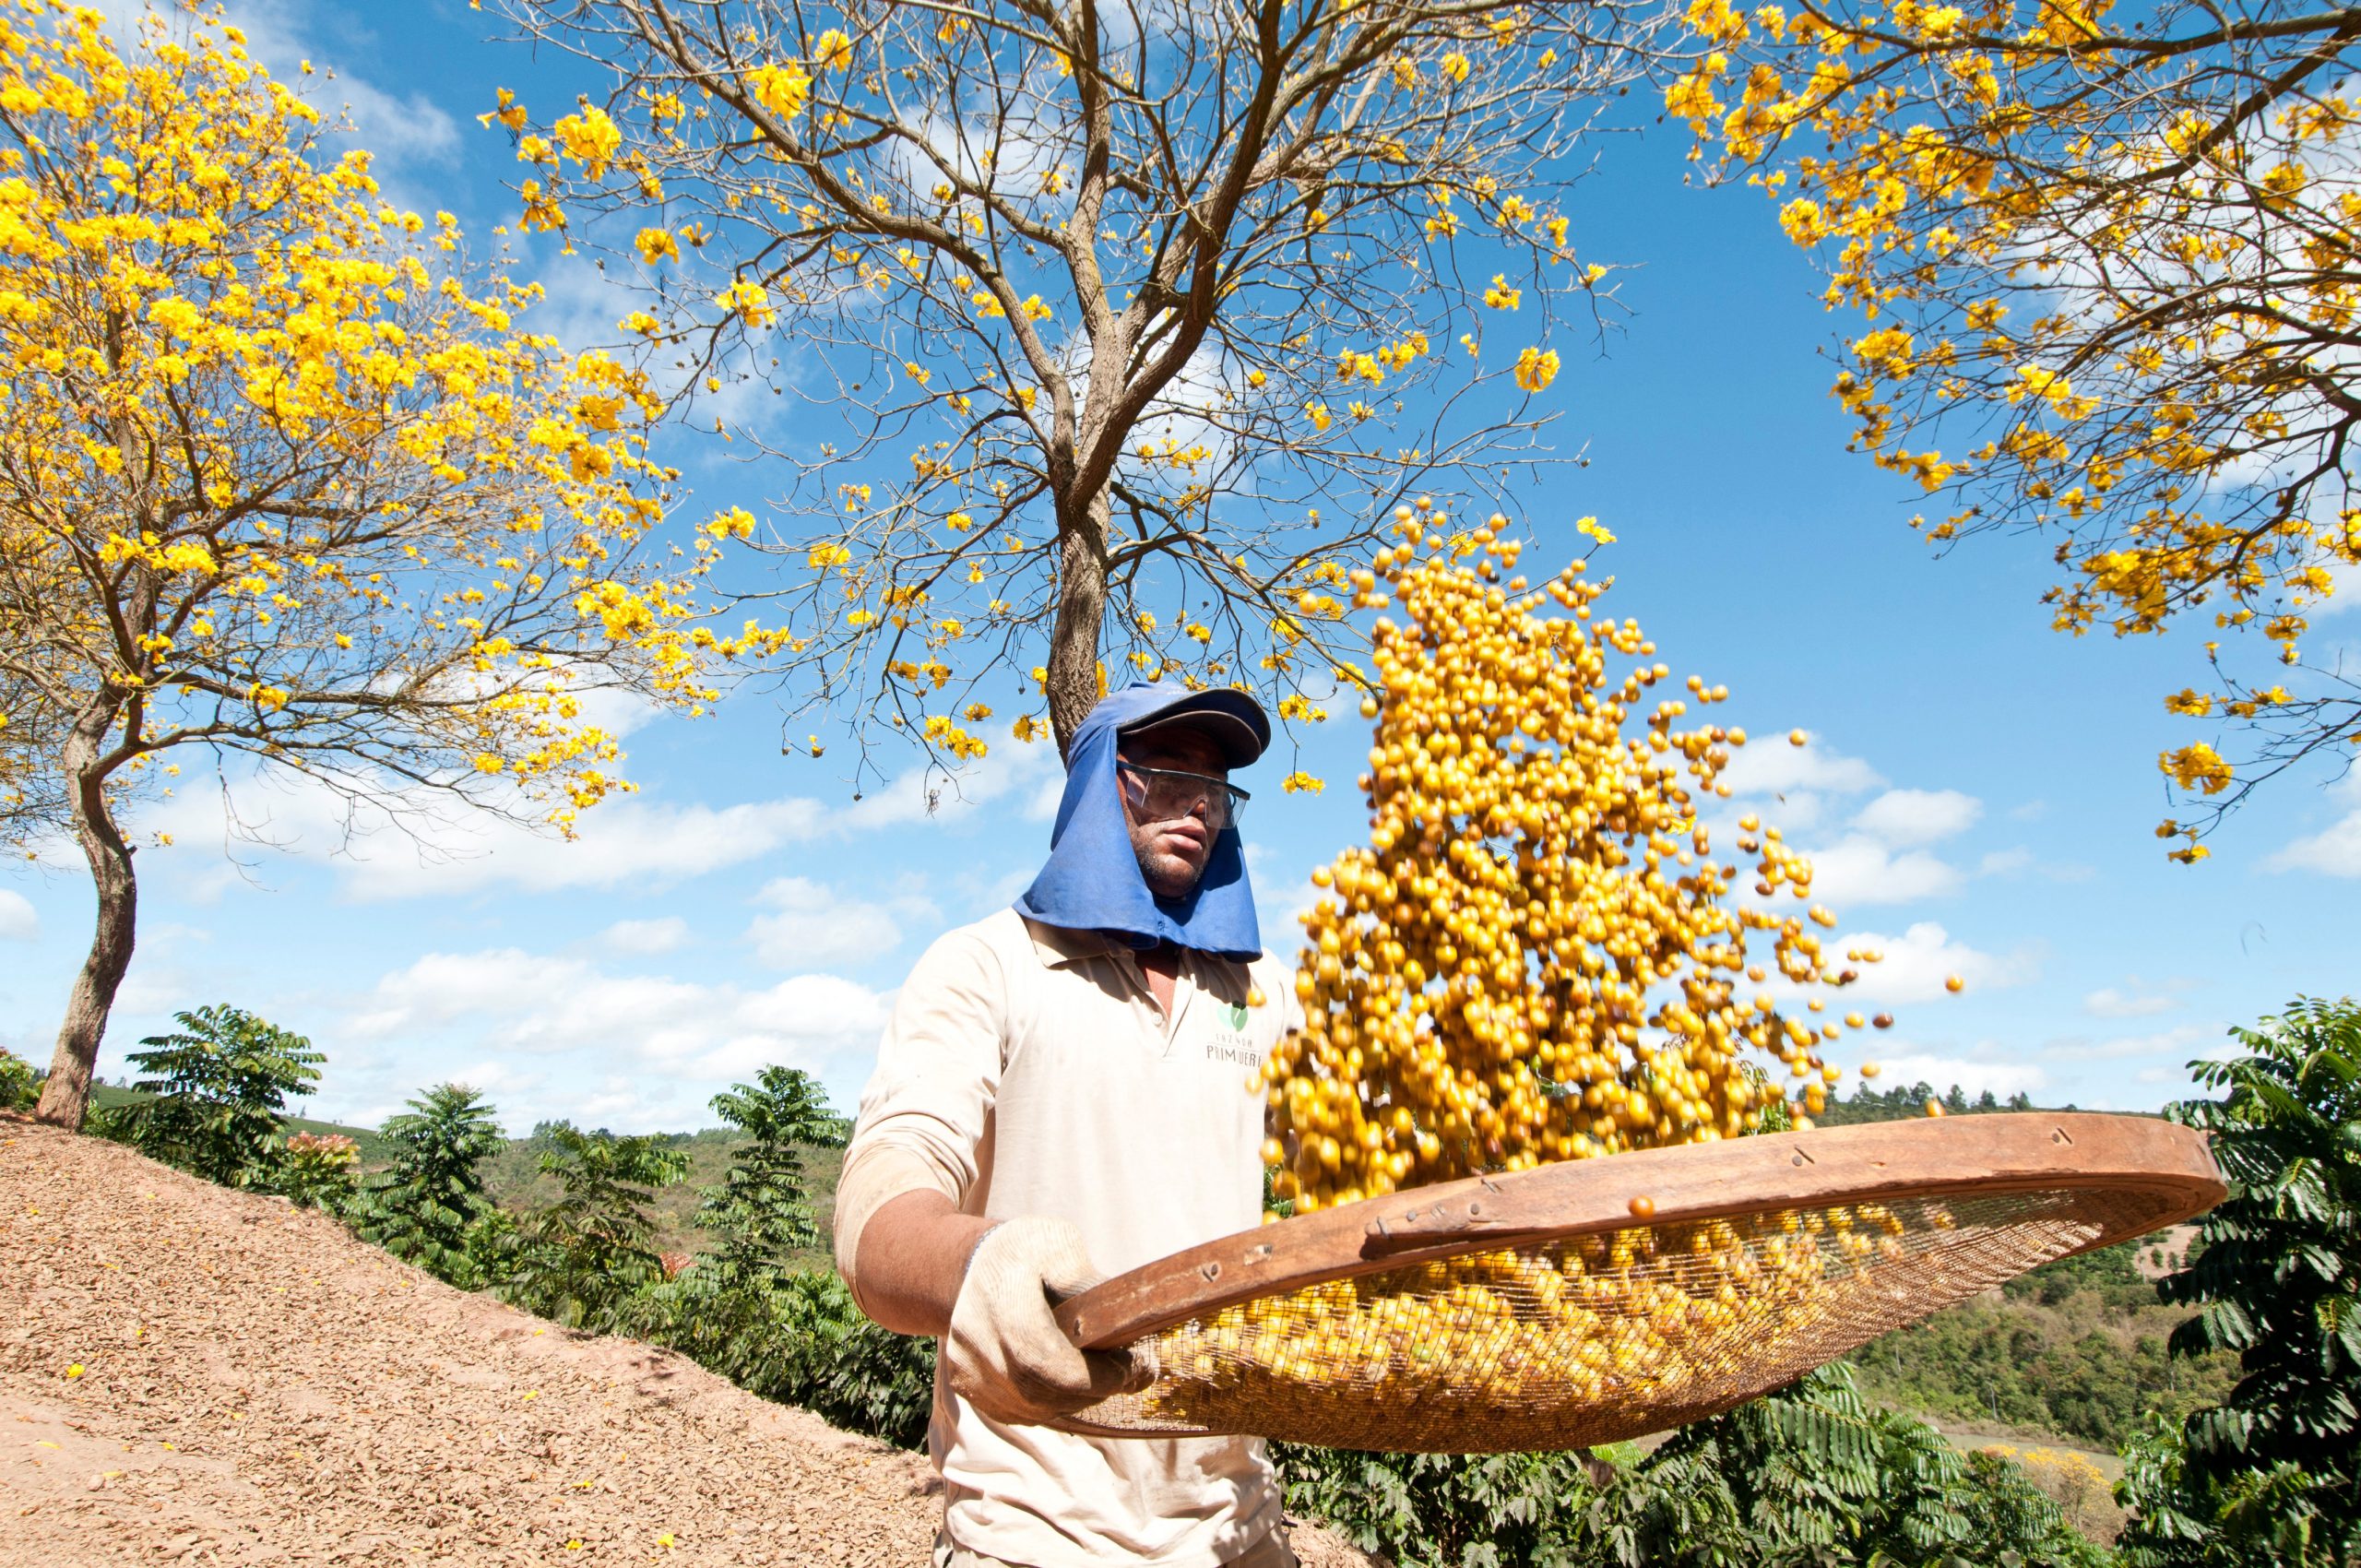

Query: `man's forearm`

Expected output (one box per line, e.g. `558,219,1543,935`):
853,1189,999,1337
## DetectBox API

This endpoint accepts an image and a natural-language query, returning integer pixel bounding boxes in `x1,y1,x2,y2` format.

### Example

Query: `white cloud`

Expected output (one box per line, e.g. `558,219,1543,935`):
746,876,931,972
219,0,460,171
1762,792,1834,835
2267,803,2361,876
345,947,888,1082
1719,740,1884,797
2067,1021,2217,1059
137,750,1059,903
1853,788,1982,848
0,890,34,942
2082,981,2188,1019
335,794,832,901
1804,837,1965,905
597,917,691,956
1858,1052,2048,1098
1829,921,2039,1004
836,741,1062,832
1975,845,2094,883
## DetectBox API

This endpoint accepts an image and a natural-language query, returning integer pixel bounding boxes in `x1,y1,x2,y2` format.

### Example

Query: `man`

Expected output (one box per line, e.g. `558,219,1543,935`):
834,683,1301,1568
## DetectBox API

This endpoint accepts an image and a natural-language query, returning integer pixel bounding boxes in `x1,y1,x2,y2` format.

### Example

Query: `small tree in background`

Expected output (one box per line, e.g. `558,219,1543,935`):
694,1065,849,1283
606,1067,934,1447
501,1123,690,1330
0,3,738,1132
95,1004,322,1186
355,1084,508,1287
2117,995,2361,1563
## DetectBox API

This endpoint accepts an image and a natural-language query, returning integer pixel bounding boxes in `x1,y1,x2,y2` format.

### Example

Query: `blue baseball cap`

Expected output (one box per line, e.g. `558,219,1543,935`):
1111,684,1272,769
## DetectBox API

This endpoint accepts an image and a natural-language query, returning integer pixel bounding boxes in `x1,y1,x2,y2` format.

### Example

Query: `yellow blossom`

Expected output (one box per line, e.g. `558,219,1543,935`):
746,62,812,122
812,29,854,71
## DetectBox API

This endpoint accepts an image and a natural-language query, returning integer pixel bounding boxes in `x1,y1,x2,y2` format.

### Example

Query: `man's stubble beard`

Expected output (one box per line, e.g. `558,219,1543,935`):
1139,847,1200,900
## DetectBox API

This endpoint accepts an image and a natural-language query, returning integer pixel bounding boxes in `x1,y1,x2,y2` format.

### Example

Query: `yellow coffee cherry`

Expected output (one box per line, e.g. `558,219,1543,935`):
1262,524,1880,1215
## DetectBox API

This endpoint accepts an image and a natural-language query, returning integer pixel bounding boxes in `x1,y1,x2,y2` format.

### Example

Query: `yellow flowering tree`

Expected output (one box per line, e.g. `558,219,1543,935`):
1671,0,2361,856
486,0,1656,762
0,5,730,1129
0,518,67,845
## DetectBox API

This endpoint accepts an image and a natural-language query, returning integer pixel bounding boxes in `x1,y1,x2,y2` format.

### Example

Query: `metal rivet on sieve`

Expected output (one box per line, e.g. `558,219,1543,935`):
1467,1201,1482,1217
1200,1261,1221,1282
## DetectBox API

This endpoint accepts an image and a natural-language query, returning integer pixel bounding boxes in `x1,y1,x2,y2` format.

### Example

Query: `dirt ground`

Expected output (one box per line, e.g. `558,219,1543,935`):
0,1118,1378,1568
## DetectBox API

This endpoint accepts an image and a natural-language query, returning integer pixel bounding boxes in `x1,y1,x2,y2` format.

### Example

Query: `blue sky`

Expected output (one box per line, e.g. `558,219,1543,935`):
6,0,2357,1134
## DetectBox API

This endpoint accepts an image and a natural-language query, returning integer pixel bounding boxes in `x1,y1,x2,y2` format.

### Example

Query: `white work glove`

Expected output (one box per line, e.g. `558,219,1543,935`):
943,1217,1152,1424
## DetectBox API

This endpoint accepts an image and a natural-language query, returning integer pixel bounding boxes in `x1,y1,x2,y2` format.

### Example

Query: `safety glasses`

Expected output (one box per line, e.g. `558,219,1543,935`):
1117,760,1250,829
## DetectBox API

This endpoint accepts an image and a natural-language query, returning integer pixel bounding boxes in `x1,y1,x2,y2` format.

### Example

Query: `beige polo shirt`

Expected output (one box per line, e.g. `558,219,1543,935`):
836,908,1301,1568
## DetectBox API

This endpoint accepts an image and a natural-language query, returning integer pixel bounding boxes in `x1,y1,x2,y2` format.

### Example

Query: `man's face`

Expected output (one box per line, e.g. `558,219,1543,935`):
1116,726,1231,900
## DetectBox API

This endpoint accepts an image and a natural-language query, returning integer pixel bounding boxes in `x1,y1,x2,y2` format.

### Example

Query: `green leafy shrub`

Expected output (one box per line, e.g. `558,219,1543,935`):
1279,1367,2106,1568
91,1004,323,1186
354,1084,507,1288
761,1269,937,1450
498,1123,688,1330
2117,995,2361,1564
1275,1443,1599,1568
0,1046,36,1111
461,1204,521,1289
611,1070,932,1447
278,1131,360,1213
1575,1365,2106,1568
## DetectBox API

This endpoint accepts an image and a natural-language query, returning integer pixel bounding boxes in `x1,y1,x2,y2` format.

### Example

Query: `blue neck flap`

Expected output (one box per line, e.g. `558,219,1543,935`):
1013,683,1263,960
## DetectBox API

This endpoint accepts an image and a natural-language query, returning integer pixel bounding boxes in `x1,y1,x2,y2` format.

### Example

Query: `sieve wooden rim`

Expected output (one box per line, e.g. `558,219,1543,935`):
1055,1112,2224,1351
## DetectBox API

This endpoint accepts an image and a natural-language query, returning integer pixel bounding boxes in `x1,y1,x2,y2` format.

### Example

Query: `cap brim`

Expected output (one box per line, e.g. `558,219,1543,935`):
1116,691,1272,768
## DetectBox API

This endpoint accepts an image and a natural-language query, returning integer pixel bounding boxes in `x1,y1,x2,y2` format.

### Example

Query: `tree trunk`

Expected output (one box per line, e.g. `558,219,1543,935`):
1045,488,1112,762
35,709,136,1132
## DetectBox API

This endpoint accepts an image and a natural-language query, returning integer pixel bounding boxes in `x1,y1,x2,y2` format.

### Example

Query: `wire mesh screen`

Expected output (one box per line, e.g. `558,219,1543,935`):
1061,1187,2154,1452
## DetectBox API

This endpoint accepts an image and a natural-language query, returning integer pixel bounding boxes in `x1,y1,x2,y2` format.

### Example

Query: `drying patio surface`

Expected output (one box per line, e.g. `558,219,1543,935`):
0,1117,1373,1568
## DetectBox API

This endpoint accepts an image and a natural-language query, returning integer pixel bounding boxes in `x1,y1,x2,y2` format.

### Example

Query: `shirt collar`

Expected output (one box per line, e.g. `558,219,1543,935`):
1022,916,1120,969
1022,915,1256,977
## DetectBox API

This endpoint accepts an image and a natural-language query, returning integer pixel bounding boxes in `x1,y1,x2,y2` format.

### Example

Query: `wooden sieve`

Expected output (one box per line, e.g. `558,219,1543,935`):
1048,1113,2224,1453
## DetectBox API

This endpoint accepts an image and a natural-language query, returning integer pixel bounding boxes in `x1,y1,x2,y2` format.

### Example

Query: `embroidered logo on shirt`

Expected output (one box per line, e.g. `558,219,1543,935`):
1222,1001,1252,1031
